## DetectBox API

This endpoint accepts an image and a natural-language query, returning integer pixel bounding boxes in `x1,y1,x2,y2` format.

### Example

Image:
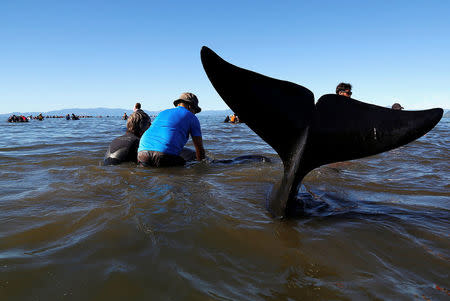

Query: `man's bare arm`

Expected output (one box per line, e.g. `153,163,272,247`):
192,136,205,161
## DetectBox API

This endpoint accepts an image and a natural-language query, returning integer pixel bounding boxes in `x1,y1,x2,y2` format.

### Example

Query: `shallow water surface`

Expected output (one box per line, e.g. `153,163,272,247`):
0,114,449,300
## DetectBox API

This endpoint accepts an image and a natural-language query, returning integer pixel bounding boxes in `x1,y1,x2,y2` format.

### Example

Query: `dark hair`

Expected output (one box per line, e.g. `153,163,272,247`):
336,82,352,94
391,103,404,110
134,102,141,110
127,110,150,137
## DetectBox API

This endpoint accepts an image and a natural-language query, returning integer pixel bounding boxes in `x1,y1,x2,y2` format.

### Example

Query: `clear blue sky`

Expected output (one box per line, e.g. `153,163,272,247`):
1,0,449,114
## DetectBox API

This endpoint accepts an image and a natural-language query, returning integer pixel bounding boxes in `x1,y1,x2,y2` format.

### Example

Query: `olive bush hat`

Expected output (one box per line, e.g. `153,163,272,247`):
173,92,201,113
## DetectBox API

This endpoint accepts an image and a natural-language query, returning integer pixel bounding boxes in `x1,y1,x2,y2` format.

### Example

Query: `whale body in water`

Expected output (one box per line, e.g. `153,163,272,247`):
200,46,443,218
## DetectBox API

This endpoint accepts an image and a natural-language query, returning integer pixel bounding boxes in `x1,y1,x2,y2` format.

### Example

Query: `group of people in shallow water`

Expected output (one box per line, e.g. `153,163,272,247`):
103,84,406,167
7,113,46,122
7,115,29,122
65,113,79,120
7,113,87,122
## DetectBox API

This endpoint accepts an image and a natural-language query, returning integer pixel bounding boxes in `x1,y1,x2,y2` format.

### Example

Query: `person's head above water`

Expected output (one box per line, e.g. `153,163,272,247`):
336,82,352,97
127,109,151,137
173,92,201,114
391,103,404,110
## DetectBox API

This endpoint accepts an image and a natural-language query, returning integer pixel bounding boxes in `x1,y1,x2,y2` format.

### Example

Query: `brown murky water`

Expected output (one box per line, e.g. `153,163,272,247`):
0,114,449,300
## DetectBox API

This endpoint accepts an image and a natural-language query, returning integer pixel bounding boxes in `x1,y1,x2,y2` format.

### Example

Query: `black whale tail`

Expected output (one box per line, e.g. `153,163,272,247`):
200,46,444,218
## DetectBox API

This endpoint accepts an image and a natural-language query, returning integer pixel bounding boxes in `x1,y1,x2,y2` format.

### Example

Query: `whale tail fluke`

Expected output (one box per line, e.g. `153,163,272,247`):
200,46,444,218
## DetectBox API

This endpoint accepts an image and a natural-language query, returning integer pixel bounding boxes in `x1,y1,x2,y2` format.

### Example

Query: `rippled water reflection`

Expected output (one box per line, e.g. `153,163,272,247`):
0,114,449,300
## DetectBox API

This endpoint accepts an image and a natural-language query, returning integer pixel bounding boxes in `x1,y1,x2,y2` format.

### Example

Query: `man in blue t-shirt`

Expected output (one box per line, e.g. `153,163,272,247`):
137,92,206,167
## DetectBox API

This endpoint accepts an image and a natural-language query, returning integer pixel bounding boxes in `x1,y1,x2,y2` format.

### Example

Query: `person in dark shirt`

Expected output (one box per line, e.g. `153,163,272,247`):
104,110,151,165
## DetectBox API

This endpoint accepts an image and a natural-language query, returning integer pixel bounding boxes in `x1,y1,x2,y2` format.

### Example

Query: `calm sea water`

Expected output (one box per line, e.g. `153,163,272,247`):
0,114,449,300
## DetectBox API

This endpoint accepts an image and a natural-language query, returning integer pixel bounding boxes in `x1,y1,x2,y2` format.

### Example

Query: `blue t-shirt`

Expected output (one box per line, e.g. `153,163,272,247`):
138,106,202,156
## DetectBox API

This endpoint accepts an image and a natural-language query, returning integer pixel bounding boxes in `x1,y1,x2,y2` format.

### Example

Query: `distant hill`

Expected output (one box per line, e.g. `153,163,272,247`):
45,108,138,116
42,108,232,117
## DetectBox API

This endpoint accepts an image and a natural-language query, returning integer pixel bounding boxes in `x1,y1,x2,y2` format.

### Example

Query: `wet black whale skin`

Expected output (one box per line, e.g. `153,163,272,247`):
200,46,443,218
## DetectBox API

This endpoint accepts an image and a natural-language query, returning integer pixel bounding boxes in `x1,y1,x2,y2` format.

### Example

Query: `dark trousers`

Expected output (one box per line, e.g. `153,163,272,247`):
138,150,186,167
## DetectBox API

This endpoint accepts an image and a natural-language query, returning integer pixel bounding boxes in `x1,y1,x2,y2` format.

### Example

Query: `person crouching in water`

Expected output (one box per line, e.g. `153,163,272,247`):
104,110,151,165
137,92,205,167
